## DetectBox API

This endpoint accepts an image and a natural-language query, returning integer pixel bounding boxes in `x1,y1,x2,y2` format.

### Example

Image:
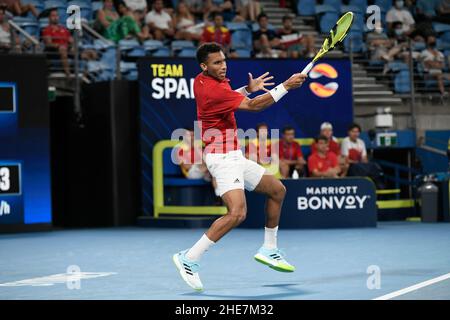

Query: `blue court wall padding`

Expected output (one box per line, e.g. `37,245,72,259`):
138,58,353,215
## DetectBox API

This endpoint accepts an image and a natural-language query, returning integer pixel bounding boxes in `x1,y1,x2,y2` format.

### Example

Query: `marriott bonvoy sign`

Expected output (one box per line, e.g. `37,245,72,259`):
298,185,370,211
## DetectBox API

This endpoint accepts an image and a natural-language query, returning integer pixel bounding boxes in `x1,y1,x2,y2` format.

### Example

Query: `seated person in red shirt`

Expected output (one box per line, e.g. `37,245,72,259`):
201,13,232,55
276,125,306,178
245,122,272,165
311,121,349,177
42,8,73,77
308,135,340,178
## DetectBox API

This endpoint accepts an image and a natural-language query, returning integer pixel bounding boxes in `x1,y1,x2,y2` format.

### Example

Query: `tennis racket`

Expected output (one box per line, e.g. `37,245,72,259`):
301,12,354,75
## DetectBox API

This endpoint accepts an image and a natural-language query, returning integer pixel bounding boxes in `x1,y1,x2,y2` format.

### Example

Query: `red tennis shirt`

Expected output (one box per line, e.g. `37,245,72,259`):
194,72,246,154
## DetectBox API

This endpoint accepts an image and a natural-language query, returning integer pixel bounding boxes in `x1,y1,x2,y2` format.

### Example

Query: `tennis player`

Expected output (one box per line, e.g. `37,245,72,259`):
173,42,307,291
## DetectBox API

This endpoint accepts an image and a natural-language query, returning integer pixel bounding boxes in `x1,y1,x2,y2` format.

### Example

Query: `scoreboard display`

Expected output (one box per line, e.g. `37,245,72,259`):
0,55,52,229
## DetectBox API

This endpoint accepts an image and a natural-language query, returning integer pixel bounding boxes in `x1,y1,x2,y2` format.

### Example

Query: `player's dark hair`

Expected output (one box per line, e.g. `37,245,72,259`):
348,123,361,132
196,42,224,64
282,125,295,134
315,135,328,143
0,5,7,13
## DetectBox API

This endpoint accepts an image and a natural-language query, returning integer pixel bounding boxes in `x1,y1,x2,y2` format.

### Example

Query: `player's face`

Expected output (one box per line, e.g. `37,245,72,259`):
317,140,329,153
201,51,227,81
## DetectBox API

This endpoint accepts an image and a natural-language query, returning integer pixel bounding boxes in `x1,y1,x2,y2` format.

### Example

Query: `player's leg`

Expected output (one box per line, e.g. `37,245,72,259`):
173,151,245,290
244,160,295,273
253,174,285,229
206,189,247,242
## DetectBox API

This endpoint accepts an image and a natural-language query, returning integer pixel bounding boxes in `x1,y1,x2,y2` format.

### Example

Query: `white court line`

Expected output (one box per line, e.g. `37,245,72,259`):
373,272,450,300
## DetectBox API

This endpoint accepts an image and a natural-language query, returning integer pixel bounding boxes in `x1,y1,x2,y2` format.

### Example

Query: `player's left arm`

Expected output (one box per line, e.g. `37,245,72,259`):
238,73,307,112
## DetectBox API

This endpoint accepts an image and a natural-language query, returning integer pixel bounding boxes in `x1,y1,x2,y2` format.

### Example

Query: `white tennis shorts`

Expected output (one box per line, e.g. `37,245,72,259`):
205,150,266,197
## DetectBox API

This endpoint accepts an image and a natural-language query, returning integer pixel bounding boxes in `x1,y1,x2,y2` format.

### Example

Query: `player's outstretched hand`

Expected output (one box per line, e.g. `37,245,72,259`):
247,72,275,93
283,73,308,90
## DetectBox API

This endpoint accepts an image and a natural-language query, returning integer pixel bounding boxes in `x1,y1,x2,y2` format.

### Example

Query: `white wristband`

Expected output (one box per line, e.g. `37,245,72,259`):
235,86,251,96
269,84,288,102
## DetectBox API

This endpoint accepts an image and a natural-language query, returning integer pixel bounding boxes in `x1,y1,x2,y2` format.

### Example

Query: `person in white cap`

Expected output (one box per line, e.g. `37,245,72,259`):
311,122,349,177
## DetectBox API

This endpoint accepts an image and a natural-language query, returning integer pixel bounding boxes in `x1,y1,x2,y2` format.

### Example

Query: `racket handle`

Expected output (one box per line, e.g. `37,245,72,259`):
301,62,314,75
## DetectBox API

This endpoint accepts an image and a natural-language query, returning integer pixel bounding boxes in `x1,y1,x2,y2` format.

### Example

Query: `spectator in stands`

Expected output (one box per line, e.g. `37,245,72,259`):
277,15,315,58
174,1,203,41
94,0,119,37
367,21,393,63
253,13,286,58
386,0,415,36
175,128,212,181
419,35,450,97
341,123,368,164
42,8,73,77
416,0,440,20
201,12,234,55
207,0,237,22
380,21,413,71
342,123,385,188
106,1,150,42
236,0,261,22
145,0,175,41
245,122,272,165
310,122,341,156
276,125,306,178
311,122,348,177
308,135,340,178
0,5,20,52
0,0,38,17
435,0,450,24
185,0,213,21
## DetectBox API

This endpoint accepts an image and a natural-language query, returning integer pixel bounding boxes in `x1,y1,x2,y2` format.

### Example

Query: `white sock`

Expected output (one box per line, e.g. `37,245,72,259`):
186,234,215,261
263,226,278,249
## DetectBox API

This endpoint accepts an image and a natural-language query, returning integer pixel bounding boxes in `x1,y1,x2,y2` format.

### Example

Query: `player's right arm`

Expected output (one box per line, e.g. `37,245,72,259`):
238,73,307,112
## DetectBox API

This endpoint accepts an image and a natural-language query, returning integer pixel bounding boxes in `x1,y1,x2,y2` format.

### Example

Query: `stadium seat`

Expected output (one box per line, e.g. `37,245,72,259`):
349,0,368,12
320,12,339,33
226,22,249,31
394,69,411,93
67,1,93,21
17,22,40,38
323,0,342,12
234,48,251,58
177,47,197,57
171,40,195,55
432,22,450,33
152,47,171,57
143,39,164,53
438,32,450,45
343,29,365,52
297,0,316,16
91,1,103,13
374,0,392,12
162,149,209,187
315,4,336,15
231,29,252,48
119,39,140,51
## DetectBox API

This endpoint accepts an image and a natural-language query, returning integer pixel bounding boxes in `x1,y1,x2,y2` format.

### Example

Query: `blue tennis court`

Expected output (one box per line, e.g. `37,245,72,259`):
1,221,449,300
